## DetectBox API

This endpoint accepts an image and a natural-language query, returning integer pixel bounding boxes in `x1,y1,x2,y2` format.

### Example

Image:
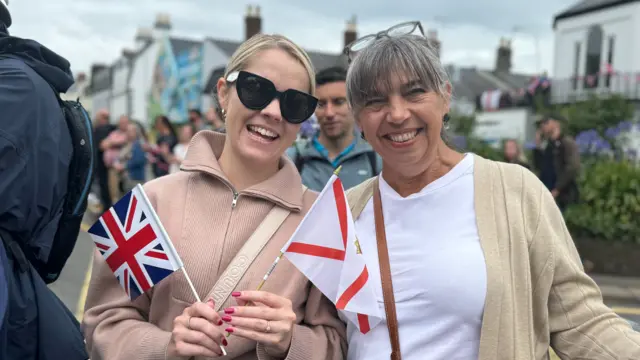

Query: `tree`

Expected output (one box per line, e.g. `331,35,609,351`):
447,111,475,137
564,94,634,141
534,93,634,152
447,111,502,161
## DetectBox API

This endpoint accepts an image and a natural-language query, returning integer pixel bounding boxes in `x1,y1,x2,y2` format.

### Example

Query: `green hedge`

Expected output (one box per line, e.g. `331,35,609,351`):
564,159,640,243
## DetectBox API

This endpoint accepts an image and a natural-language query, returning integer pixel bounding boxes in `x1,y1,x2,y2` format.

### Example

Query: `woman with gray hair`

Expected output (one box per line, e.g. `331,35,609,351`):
342,21,640,360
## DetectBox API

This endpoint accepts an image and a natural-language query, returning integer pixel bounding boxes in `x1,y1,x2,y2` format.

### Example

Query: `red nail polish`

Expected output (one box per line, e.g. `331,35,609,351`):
222,339,228,346
224,308,235,314
222,315,232,322
225,327,234,333
217,319,223,326
231,291,241,297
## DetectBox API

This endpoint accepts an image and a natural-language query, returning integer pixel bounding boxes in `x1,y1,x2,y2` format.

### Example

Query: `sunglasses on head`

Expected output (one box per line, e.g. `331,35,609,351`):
225,70,318,124
343,21,424,63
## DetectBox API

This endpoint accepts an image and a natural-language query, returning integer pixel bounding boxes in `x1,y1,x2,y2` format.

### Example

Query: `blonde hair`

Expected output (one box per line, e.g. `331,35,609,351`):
224,34,316,95
504,138,528,164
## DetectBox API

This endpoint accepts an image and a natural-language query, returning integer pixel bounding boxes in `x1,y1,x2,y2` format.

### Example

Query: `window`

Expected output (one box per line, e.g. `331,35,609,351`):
605,36,615,88
573,42,581,90
584,25,603,89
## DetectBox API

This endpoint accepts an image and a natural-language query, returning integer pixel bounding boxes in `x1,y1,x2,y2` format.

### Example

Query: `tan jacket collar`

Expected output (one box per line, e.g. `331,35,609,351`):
180,131,305,212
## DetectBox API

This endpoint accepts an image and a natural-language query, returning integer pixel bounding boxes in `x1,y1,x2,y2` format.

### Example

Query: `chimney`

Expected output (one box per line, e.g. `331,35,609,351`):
122,48,137,60
153,13,172,39
427,29,441,58
344,15,357,49
135,27,154,50
245,5,262,40
76,72,87,83
90,64,107,78
495,37,512,73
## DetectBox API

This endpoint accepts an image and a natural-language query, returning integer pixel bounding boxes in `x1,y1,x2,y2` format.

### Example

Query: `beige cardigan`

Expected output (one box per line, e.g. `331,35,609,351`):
345,155,640,360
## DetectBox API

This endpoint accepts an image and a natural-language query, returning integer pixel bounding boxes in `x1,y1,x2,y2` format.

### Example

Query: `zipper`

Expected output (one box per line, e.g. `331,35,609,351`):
215,183,239,275
220,181,240,209
231,190,239,208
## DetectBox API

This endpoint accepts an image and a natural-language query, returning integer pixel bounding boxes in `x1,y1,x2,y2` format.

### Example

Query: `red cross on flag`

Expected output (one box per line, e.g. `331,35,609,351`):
282,174,382,334
88,184,183,301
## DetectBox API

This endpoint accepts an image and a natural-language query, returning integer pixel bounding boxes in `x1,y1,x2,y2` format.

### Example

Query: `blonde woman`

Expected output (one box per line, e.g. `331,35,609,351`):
83,34,347,360
502,138,530,169
167,124,196,174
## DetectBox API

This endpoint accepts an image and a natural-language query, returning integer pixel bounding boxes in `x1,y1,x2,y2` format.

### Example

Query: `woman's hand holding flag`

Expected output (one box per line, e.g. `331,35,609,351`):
221,290,298,357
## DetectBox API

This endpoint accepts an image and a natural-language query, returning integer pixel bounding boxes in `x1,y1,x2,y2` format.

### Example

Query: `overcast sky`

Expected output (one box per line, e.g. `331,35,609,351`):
7,0,577,77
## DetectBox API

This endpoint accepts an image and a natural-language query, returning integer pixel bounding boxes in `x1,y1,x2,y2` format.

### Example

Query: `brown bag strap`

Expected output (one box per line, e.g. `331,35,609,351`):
373,180,402,360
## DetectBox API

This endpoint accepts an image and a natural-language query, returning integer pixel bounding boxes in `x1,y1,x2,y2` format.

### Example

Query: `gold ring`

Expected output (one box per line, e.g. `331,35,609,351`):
265,321,271,333
187,316,192,330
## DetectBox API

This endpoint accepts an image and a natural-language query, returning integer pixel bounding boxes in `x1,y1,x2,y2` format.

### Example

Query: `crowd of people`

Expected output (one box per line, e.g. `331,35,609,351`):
91,110,203,210
501,112,582,213
2,0,640,357
90,65,382,207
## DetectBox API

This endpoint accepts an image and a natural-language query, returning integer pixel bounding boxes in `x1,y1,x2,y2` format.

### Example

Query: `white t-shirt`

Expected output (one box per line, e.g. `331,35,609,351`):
344,154,487,360
170,143,189,174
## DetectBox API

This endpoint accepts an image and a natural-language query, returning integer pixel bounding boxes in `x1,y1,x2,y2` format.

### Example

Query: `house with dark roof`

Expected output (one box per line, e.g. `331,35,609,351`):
551,0,640,105
85,7,354,125
201,8,537,116
200,7,353,98
85,4,540,126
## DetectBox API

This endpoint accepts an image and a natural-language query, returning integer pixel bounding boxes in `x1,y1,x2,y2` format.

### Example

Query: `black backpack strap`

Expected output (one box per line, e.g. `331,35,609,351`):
0,229,29,273
366,151,379,175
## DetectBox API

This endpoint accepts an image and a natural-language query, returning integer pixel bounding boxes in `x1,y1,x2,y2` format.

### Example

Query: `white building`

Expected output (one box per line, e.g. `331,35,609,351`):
551,0,640,104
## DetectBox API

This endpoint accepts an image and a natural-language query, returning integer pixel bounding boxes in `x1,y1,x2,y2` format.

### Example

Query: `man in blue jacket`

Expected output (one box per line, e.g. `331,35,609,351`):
0,2,88,358
287,66,382,191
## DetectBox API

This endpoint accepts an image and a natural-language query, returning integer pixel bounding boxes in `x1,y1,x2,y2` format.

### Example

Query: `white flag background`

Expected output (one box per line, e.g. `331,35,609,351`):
282,175,382,333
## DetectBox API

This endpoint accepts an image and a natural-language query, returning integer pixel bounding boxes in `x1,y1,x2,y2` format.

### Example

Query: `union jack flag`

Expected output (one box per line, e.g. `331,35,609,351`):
88,184,183,300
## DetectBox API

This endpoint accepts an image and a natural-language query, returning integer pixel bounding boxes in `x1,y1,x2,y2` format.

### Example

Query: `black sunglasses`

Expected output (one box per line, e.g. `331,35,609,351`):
343,21,425,63
225,70,318,124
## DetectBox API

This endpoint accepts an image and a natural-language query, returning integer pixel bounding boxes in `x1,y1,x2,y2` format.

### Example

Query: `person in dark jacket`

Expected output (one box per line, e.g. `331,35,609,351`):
93,109,116,209
533,113,581,212
0,3,88,359
0,2,74,277
149,114,177,178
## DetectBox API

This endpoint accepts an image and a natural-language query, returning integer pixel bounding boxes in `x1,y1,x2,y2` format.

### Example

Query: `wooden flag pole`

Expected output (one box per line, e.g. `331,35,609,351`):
182,268,227,355
181,267,201,302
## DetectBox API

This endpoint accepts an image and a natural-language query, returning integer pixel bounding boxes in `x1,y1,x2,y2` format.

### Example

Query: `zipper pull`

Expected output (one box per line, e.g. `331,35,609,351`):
232,192,239,208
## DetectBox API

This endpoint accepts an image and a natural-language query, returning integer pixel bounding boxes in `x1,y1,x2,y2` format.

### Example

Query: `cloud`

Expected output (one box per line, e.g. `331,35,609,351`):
6,0,575,76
